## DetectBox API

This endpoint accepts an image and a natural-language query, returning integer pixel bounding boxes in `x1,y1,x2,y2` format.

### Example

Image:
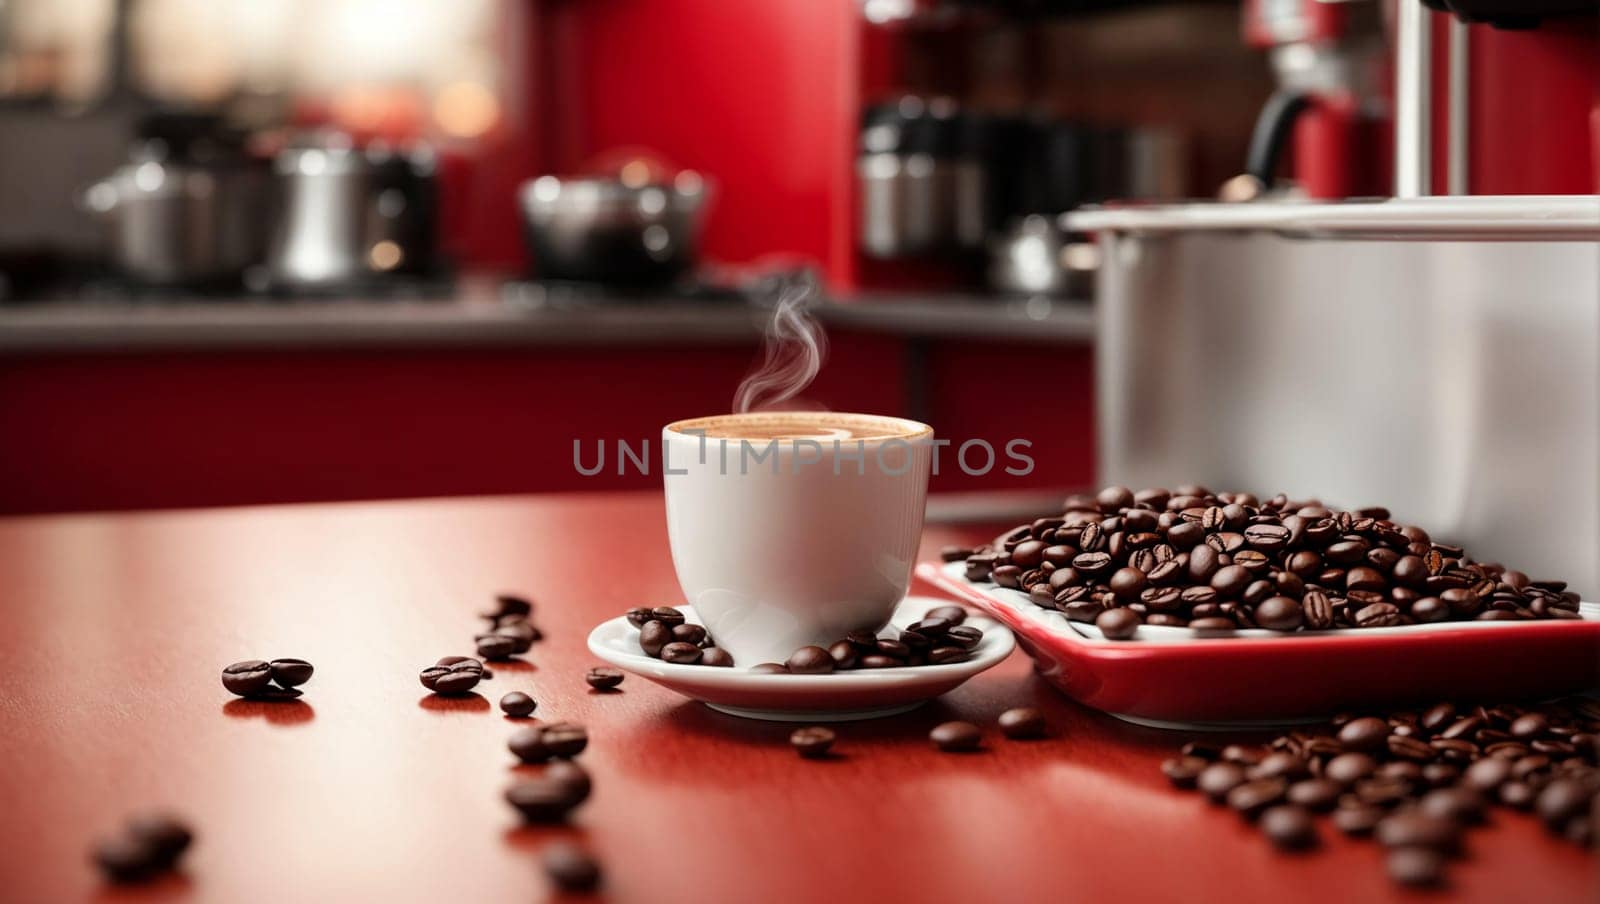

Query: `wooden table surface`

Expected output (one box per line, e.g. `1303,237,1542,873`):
2,492,1595,903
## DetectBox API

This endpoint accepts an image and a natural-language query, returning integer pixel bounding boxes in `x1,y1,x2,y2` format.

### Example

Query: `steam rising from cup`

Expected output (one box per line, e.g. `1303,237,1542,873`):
733,270,828,413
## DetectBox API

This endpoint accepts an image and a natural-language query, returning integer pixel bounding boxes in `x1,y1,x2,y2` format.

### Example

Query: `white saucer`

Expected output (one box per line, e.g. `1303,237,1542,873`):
585,596,1015,721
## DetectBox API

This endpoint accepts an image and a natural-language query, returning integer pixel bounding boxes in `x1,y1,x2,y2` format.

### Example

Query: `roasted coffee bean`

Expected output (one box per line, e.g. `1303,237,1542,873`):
700,648,735,667
1210,565,1252,599
1072,551,1113,575
476,634,518,661
1227,778,1288,818
660,642,703,665
1419,788,1486,825
492,623,537,654
418,666,450,691
639,621,673,657
505,776,588,823
1510,713,1549,739
114,815,190,875
1387,734,1436,762
998,707,1046,740
1500,780,1536,809
1011,539,1048,568
750,663,789,674
1387,847,1446,887
786,646,834,674
1333,803,1385,836
946,625,983,649
499,691,536,717
1252,753,1311,781
1300,590,1334,630
827,641,859,670
941,545,975,562
1286,779,1342,812
1198,763,1248,802
907,617,953,639
487,594,534,620
1354,602,1403,627
1163,756,1208,787
541,722,588,758
648,606,686,627
899,628,933,653
93,835,166,884
1189,617,1236,637
1536,779,1595,829
874,639,910,660
1376,811,1461,855
991,564,1022,588
1255,596,1303,632
790,726,836,759
1095,608,1141,640
432,669,482,696
222,660,275,697
1260,805,1318,850
267,658,314,688
929,721,982,752
542,842,602,892
1109,567,1147,599
925,604,968,625
509,726,551,763
1422,763,1462,788
585,667,624,690
1339,717,1391,753
927,646,969,664
670,623,708,646
1243,523,1291,552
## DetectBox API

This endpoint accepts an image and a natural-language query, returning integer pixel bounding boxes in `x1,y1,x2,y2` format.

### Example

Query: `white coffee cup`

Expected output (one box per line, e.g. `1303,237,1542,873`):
662,412,934,666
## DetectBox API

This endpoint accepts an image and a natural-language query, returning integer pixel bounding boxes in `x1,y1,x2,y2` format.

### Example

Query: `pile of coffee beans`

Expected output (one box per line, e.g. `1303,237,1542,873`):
91,813,193,884
1162,697,1600,887
476,594,541,661
627,604,985,673
625,606,736,666
221,658,313,699
957,486,1584,637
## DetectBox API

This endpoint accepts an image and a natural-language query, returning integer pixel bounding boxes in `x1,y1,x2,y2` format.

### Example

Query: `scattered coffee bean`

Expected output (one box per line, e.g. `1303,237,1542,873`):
431,668,482,696
997,707,1046,740
505,776,588,823
1162,756,1208,788
509,726,551,763
1227,778,1288,818
92,813,194,884
221,660,274,697
475,634,518,661
541,842,602,892
487,593,533,620
1386,847,1446,887
700,648,735,667
790,726,837,759
499,692,536,718
930,721,982,753
545,760,592,798
585,667,624,690
267,658,314,688
541,722,589,758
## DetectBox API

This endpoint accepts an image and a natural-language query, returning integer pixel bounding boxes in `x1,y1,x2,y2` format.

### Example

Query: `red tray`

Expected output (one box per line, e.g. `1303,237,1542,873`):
918,561,1600,729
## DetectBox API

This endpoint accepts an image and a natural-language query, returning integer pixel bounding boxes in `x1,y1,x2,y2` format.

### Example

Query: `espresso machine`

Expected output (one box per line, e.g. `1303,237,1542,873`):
1240,0,1390,198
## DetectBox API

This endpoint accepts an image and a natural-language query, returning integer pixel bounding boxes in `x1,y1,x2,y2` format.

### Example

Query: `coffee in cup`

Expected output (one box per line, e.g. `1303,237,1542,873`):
662,412,934,666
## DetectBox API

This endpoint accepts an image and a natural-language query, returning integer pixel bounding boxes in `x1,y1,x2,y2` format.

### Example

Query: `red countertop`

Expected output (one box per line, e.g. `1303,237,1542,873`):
0,492,1594,903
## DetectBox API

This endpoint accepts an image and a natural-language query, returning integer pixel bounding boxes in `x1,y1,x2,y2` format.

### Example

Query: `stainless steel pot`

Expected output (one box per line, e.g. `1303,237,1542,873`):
518,173,709,285
83,142,270,286
266,139,440,290
1069,195,1600,596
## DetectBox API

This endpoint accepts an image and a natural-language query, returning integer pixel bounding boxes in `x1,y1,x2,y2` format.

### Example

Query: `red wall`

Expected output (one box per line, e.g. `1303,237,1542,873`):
536,0,859,287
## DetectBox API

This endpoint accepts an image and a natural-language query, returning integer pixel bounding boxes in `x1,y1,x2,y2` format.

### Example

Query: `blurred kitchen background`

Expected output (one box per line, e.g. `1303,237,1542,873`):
0,1,1595,589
